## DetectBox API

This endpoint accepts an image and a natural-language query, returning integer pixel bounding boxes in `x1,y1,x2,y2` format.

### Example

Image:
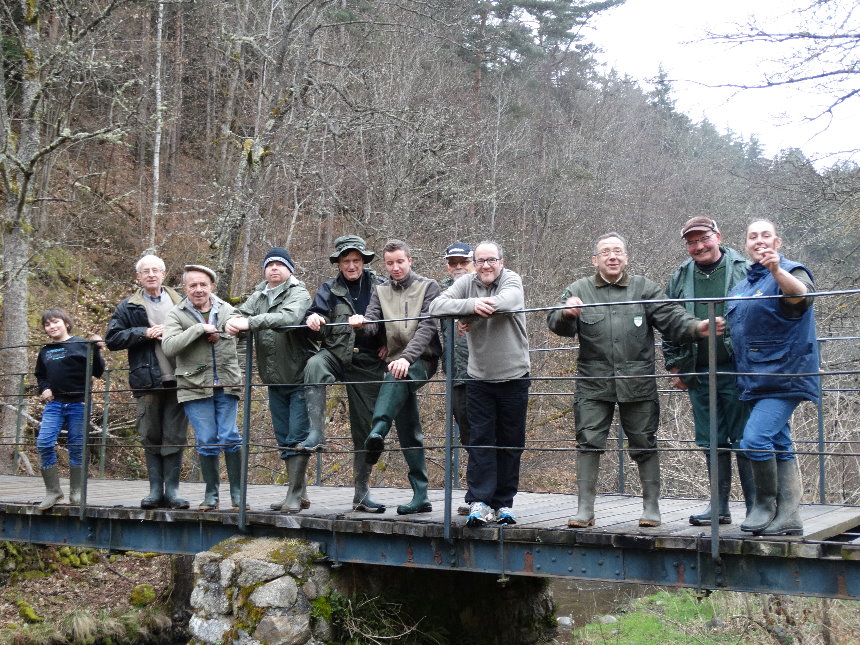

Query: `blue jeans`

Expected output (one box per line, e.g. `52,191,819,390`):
37,400,84,468
269,385,310,459
740,397,802,462
182,389,241,456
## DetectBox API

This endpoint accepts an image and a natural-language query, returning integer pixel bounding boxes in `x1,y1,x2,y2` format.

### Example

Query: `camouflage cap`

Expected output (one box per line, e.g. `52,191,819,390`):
329,235,375,263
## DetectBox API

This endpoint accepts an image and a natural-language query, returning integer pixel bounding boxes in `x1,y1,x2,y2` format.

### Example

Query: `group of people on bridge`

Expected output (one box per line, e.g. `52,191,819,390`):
31,217,818,538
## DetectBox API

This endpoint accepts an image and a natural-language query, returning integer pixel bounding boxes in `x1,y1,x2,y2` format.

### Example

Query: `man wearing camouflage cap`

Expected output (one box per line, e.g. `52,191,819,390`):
301,235,388,513
663,217,754,526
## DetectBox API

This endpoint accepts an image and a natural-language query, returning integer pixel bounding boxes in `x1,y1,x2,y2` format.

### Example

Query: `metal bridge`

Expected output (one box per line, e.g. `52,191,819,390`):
2,295,859,600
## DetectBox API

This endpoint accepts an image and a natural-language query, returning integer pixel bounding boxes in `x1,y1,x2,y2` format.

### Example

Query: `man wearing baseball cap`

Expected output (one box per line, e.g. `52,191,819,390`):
663,217,754,526
301,235,389,513
225,247,318,513
440,242,475,515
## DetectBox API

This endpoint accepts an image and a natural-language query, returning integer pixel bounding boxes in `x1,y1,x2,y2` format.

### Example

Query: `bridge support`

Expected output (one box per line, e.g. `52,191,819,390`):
188,536,557,645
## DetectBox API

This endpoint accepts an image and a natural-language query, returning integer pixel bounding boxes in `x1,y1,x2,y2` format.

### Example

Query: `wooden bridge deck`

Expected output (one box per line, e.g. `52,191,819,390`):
1,474,857,547
3,474,859,597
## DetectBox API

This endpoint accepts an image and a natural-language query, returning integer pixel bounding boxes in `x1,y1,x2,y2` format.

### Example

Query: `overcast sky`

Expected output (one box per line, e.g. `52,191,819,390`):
585,0,859,167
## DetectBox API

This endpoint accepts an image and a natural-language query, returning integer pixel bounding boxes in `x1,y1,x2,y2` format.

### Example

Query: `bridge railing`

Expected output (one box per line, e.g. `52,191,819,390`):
1,289,858,551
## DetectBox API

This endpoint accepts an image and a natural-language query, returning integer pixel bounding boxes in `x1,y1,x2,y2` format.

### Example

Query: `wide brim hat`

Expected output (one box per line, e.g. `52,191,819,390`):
329,235,375,263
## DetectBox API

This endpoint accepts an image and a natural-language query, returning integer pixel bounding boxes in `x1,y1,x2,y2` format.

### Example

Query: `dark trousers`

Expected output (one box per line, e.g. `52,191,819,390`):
464,374,530,509
453,383,470,447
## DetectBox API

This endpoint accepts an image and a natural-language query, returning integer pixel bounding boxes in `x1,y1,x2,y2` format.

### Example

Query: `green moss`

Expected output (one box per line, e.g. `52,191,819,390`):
129,584,156,607
16,600,43,624
126,551,160,559
311,594,335,621
20,569,48,580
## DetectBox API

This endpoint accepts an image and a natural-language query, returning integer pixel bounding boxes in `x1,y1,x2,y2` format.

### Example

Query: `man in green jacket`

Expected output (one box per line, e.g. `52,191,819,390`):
226,247,318,514
663,217,754,526
162,265,245,511
547,232,723,529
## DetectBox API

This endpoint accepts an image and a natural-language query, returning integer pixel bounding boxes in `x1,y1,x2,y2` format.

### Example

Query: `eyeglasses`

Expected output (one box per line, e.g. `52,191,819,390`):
137,268,164,275
685,232,715,247
593,248,626,258
474,257,500,266
447,259,472,267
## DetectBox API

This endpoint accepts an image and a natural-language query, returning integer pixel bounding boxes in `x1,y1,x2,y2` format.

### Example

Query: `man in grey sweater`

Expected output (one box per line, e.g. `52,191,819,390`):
429,241,530,527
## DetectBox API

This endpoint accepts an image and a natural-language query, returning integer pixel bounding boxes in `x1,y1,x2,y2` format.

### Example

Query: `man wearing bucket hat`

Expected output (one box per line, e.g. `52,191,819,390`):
225,247,318,513
301,235,388,513
663,217,754,526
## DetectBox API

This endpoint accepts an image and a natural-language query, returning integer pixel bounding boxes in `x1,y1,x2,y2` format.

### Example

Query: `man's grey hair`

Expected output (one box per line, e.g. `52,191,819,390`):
474,240,504,259
593,232,627,256
135,254,166,273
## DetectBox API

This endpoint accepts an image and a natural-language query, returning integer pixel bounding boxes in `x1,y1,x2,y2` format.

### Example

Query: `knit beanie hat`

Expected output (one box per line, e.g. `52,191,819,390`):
262,247,295,273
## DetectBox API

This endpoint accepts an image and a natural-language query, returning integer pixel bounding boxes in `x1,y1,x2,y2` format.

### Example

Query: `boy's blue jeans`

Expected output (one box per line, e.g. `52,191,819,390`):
37,400,84,468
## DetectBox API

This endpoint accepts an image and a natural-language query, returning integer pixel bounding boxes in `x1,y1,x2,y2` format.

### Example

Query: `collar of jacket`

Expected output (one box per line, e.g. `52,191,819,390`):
128,285,182,307
255,275,297,294
389,270,416,291
593,270,629,288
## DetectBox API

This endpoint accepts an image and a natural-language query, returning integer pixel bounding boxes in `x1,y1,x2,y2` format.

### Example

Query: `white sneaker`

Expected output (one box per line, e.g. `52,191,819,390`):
466,502,494,527
496,507,516,524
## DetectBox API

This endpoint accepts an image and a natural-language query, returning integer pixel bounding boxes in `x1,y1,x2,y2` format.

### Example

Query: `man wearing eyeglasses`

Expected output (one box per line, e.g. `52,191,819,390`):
663,217,753,526
439,242,476,515
106,255,189,509
547,232,723,529
430,241,530,527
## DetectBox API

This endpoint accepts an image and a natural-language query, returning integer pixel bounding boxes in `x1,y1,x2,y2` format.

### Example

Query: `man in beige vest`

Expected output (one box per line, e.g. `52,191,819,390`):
349,239,442,515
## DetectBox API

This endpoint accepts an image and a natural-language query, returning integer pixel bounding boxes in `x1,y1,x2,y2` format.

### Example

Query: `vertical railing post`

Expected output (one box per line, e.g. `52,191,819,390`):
239,333,254,531
13,374,26,472
816,340,826,504
616,421,625,494
78,341,95,520
442,316,455,541
98,368,112,478
706,301,721,566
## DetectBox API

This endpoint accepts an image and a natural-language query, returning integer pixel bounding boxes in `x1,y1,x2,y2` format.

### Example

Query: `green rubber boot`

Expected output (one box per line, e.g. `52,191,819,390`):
352,456,386,513
69,465,83,505
140,452,165,509
163,452,190,509
740,457,778,532
224,449,248,510
736,453,756,517
689,451,732,525
37,465,64,511
198,454,220,511
568,451,599,528
637,453,662,527
299,385,327,452
396,446,431,515
760,459,803,536
281,454,311,514
365,379,411,465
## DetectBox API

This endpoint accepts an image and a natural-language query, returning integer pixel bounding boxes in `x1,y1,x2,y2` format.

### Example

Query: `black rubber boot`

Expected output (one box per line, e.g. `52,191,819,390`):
568,451,599,528
281,454,311,514
140,452,165,509
760,459,803,536
637,453,662,527
224,449,248,510
736,453,756,517
198,454,220,511
364,380,411,465
163,452,190,509
37,465,64,510
352,456,386,513
69,465,83,505
740,457,778,532
689,451,732,525
299,385,326,452
396,446,432,515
